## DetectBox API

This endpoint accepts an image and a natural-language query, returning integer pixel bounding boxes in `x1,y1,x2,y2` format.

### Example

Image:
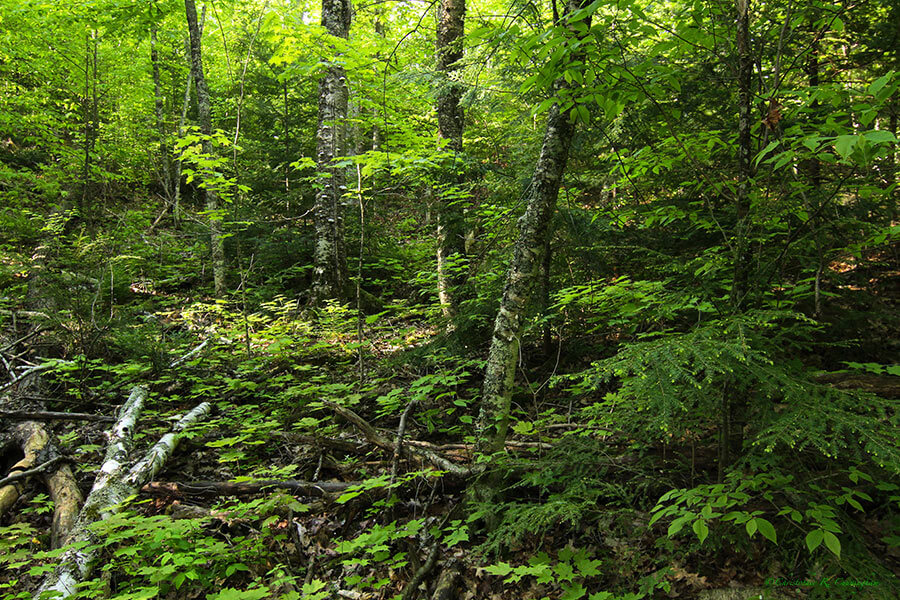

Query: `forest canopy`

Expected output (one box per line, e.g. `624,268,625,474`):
0,0,898,599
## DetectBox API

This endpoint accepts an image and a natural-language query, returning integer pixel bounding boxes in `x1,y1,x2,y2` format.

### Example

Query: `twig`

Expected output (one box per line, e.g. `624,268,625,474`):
0,456,68,488
0,363,51,394
391,400,417,485
0,327,46,353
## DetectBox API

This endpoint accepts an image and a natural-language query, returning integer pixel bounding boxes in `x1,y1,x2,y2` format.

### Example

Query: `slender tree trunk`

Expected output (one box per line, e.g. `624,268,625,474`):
720,0,754,479
80,32,98,218
731,0,753,311
475,0,589,455
174,13,203,224
310,0,352,304
185,0,225,297
150,5,173,201
435,0,467,317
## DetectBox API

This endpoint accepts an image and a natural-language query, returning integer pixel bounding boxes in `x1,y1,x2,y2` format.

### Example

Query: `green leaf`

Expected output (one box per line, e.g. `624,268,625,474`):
560,582,587,600
863,130,897,144
755,140,780,166
806,529,824,552
692,518,709,543
756,518,777,543
745,518,758,538
868,73,891,96
823,532,841,557
834,135,858,159
484,562,513,576
668,514,692,537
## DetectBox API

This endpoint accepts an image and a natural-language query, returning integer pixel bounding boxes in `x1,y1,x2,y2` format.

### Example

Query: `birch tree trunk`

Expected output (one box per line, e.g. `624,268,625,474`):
185,0,226,297
475,0,589,454
435,0,467,317
35,387,211,599
310,0,352,304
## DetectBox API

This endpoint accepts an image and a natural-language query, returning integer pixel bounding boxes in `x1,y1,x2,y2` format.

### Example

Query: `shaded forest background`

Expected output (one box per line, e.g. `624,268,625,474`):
0,0,898,599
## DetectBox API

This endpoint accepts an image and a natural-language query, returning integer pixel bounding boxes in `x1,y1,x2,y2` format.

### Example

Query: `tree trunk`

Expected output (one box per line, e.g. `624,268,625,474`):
310,0,352,304
150,4,173,201
35,387,211,599
435,0,467,317
730,0,753,311
475,0,589,455
185,0,225,297
720,0,754,479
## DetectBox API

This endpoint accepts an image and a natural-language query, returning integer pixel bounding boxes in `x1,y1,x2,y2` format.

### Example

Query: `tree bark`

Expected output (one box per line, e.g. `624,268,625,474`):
150,4,173,201
310,0,352,304
435,0,467,317
730,0,753,311
35,387,211,599
185,0,226,297
475,0,589,455
720,0,754,480
0,423,83,548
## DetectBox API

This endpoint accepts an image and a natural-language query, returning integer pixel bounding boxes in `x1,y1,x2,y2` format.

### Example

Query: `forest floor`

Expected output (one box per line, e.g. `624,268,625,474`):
1,244,899,600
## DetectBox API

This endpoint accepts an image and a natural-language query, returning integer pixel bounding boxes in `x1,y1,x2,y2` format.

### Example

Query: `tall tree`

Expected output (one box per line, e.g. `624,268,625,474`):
435,0,467,317
185,0,225,297
310,0,352,304
150,2,174,202
731,0,753,311
475,0,590,454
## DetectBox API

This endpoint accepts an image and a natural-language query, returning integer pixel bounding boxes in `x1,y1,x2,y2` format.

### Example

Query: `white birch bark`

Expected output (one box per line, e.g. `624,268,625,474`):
475,0,589,455
35,387,211,599
310,0,352,304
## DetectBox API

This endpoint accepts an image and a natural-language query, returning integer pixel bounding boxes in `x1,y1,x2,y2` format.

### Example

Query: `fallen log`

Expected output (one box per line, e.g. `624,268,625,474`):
141,479,358,498
813,372,900,398
35,387,211,599
0,422,83,548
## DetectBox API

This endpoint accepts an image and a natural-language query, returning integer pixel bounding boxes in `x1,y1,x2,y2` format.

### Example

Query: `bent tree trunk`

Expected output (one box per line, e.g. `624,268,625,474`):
185,0,225,297
475,0,589,455
435,0,467,317
310,0,352,304
35,387,211,599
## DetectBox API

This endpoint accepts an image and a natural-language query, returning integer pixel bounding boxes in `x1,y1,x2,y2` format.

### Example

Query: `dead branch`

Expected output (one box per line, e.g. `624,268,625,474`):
0,363,52,394
430,560,461,600
0,410,115,423
402,541,440,600
277,432,369,454
168,336,223,369
813,372,900,398
391,400,417,485
0,327,46,353
0,456,67,488
323,401,472,477
141,479,358,498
